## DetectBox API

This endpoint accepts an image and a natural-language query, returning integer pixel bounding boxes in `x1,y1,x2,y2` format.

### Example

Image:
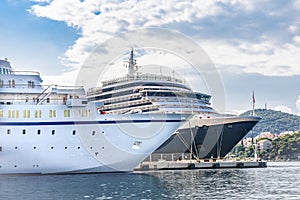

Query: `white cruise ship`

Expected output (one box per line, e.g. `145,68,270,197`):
0,57,188,174
85,50,260,162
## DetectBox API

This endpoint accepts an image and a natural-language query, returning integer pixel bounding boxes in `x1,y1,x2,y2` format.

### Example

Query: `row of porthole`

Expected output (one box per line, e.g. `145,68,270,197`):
4,130,103,136
5,129,78,135
0,165,39,169
12,146,82,150
11,146,106,150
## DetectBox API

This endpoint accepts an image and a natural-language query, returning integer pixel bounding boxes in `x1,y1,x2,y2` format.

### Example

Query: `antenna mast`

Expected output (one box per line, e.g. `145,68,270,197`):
127,49,139,75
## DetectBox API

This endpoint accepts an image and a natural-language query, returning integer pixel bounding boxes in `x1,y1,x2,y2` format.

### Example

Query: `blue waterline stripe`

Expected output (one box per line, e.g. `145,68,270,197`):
0,120,184,126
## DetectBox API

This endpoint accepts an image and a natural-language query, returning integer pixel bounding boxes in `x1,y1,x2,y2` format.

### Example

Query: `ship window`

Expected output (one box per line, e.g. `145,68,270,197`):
33,146,36,149
7,129,11,134
27,81,35,88
64,109,70,117
23,110,30,118
12,80,15,88
15,147,18,149
34,110,42,118
25,97,29,102
0,110,3,118
0,146,2,151
22,129,26,135
49,110,56,118
64,147,68,149
72,130,76,135
37,129,41,135
47,98,50,103
8,80,11,88
0,80,3,87
51,146,54,149
77,147,80,149
52,130,55,135
92,131,96,136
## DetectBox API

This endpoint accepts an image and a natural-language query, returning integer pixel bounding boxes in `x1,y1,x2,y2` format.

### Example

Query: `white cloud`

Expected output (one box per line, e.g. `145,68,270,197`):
274,105,294,114
289,25,298,33
294,0,300,8
296,95,300,115
293,36,300,44
202,40,300,76
29,0,300,77
29,0,257,66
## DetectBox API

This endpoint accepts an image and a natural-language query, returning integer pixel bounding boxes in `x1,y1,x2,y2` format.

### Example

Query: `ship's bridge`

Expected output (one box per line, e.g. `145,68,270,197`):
0,58,43,93
0,58,13,74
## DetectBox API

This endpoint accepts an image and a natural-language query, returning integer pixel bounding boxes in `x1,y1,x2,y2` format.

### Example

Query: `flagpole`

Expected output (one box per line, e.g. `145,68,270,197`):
252,91,255,116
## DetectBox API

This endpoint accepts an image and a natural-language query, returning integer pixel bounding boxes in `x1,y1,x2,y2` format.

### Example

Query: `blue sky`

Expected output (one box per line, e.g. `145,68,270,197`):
0,0,78,74
1,0,299,115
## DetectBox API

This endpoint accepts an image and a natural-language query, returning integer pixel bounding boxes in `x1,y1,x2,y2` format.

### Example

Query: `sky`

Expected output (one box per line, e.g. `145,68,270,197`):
1,0,299,115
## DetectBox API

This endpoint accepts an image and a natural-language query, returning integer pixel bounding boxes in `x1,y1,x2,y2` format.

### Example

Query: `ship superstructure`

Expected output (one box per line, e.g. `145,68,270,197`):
0,56,187,174
87,50,214,115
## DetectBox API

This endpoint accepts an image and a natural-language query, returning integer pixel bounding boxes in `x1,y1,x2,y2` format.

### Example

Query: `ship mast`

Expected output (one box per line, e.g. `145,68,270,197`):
127,49,139,75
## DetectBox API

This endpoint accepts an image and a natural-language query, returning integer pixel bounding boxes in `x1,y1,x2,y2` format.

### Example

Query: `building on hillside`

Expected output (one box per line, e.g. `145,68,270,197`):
241,137,256,148
258,132,277,139
279,131,294,137
257,139,272,151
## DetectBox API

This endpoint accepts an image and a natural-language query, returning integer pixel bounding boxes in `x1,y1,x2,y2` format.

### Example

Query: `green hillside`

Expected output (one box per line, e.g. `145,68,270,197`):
240,109,300,137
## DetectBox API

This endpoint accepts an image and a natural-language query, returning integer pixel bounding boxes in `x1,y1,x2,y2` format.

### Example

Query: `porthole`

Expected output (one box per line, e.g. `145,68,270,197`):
52,130,55,135
92,131,96,136
22,129,26,135
37,129,41,135
14,165,17,168
51,146,54,149
72,130,76,135
15,147,18,149
90,147,93,149
33,146,36,149
7,129,11,134
64,147,67,149
77,147,81,149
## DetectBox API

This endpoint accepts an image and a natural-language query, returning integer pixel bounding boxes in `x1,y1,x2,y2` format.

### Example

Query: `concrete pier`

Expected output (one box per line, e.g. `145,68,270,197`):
135,160,267,171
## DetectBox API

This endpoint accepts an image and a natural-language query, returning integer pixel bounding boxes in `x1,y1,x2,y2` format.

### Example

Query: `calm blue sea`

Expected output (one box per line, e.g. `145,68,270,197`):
0,162,299,200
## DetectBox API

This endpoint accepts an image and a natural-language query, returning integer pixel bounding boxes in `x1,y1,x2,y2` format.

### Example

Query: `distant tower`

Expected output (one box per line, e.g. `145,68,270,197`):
265,102,267,110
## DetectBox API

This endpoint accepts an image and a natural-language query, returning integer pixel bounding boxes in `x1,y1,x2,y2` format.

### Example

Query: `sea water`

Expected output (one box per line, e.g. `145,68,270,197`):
0,162,299,199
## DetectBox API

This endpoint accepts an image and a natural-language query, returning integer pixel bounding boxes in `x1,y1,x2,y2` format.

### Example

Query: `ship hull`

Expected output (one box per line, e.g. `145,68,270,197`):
0,104,186,174
152,116,260,159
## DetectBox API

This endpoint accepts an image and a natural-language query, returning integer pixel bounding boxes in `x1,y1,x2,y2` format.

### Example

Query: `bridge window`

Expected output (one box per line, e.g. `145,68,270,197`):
28,81,35,88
